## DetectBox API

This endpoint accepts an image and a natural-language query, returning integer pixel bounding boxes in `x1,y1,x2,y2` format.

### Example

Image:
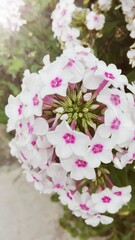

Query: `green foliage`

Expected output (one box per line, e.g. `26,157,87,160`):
60,207,135,240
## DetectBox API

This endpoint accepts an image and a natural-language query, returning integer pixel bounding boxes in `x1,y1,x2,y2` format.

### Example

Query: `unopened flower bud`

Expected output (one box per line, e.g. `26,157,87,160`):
60,114,68,120
81,85,87,93
83,93,92,101
54,107,64,113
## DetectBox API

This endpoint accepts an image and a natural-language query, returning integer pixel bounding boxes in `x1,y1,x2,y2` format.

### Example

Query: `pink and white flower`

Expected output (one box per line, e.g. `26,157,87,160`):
39,60,69,97
47,120,90,158
91,188,122,214
86,11,105,31
85,214,113,227
95,61,128,88
72,192,96,219
98,108,134,145
86,133,114,166
60,154,96,180
112,185,132,204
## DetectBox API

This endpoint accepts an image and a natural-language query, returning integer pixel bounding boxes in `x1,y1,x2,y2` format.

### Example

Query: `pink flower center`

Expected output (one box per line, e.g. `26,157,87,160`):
33,94,39,106
80,204,90,211
105,72,115,80
18,104,23,115
111,118,121,129
31,140,36,146
110,94,121,105
54,183,62,189
51,77,62,88
75,159,88,168
133,153,135,159
67,59,75,67
63,133,75,144
102,196,111,203
92,144,103,154
114,191,122,196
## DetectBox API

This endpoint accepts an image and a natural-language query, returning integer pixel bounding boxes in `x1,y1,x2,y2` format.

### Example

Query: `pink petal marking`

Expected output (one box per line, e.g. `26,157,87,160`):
114,191,122,196
101,196,111,203
111,118,121,129
75,159,87,168
80,204,90,211
105,72,115,80
110,94,121,105
51,77,62,88
67,59,75,67
33,94,39,106
63,133,75,144
92,144,103,154
18,104,23,115
67,191,73,200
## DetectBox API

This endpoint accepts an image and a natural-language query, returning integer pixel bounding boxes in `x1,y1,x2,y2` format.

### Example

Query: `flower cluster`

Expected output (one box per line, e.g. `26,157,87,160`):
0,0,26,31
51,0,106,48
52,0,135,69
6,46,134,227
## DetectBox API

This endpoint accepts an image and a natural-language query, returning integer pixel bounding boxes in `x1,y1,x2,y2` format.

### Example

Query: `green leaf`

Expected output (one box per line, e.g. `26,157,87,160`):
0,109,8,124
0,81,20,96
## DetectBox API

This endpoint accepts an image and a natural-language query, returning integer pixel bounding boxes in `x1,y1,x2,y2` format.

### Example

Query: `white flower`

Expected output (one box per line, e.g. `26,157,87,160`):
15,116,49,146
97,88,128,113
5,95,24,130
91,188,122,213
24,166,45,191
61,56,85,84
19,91,43,118
51,0,75,38
60,154,96,180
61,27,81,48
112,185,132,205
47,120,90,158
83,56,105,90
39,59,68,97
63,46,93,67
46,163,68,194
59,189,79,210
98,108,134,145
85,214,113,227
86,11,105,31
95,61,128,88
72,192,96,219
86,133,114,167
